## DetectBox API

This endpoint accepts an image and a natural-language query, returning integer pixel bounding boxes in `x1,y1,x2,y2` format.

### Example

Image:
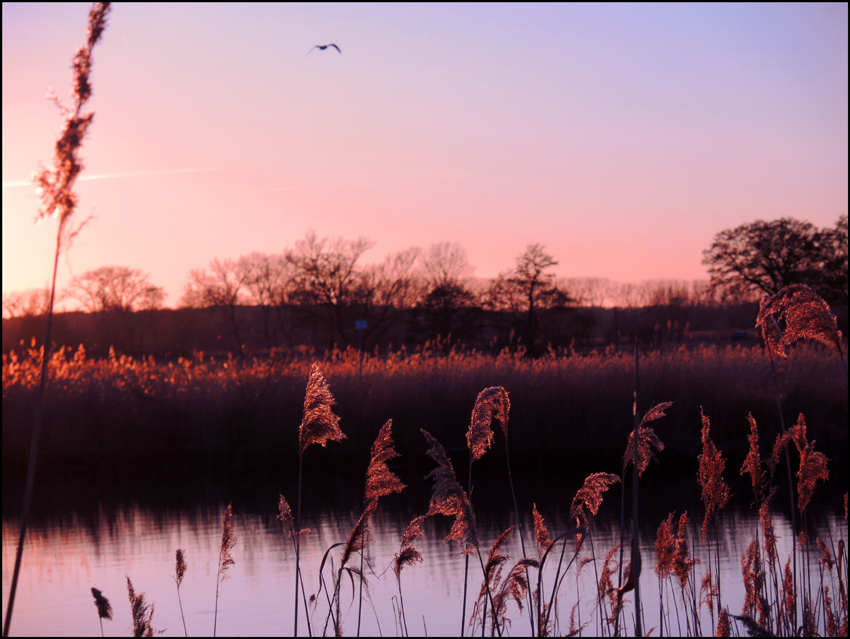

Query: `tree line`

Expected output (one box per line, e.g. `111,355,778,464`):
4,216,846,356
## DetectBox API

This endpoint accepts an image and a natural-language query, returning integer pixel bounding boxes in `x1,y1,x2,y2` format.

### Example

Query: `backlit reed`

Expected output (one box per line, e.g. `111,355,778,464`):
3,4,110,636
174,549,188,637
90,587,112,637
214,502,237,637
127,576,158,637
295,363,344,636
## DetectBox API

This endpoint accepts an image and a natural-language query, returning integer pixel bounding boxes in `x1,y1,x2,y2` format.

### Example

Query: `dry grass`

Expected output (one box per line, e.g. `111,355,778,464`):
174,549,188,637
2,342,846,474
214,503,237,636
421,429,478,555
90,587,112,637
126,577,158,637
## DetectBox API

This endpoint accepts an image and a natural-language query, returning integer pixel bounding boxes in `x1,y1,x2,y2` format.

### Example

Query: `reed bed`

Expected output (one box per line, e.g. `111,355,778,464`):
2,342,846,473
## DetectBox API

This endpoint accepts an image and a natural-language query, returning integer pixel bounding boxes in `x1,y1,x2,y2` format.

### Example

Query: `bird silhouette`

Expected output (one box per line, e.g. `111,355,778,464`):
308,44,341,54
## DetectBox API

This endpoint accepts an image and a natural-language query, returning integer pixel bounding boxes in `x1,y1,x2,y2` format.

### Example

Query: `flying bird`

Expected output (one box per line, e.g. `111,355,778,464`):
308,44,341,54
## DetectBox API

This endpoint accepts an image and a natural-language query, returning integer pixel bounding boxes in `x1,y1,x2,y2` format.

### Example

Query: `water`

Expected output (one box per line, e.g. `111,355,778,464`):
2,470,846,637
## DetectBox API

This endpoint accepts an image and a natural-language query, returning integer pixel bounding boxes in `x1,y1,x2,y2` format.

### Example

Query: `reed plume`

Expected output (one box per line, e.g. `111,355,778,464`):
741,539,769,625
422,428,483,635
598,544,621,625
672,512,698,591
622,402,671,477
462,386,509,636
355,420,405,635
756,294,787,360
533,504,554,556
716,607,731,637
394,516,425,637
759,502,778,566
421,429,478,555
91,587,112,637
467,386,509,461
174,549,188,637
655,514,677,579
698,409,731,542
300,363,346,454
792,414,829,515
698,408,731,627
491,558,538,633
295,363,344,637
741,414,767,507
214,502,237,637
363,419,406,516
570,472,619,530
758,284,844,353
655,514,677,636
3,5,110,636
781,559,795,632
394,516,425,580
127,576,158,637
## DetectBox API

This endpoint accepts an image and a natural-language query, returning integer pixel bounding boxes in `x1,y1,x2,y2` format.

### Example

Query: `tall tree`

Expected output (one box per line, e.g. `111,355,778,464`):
65,266,165,313
485,243,570,357
354,247,423,348
413,282,479,346
413,242,479,347
702,217,847,305
238,251,301,348
293,231,373,348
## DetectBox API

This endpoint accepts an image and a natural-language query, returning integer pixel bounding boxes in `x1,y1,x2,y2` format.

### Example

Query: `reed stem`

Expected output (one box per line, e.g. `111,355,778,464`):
295,453,304,637
2,225,61,639
631,340,643,637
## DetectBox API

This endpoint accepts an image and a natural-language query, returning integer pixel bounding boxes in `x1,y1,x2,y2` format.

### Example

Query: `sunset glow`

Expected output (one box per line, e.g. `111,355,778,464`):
3,3,847,307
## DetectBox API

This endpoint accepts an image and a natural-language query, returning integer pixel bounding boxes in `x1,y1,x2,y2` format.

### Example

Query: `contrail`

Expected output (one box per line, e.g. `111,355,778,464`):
2,166,224,189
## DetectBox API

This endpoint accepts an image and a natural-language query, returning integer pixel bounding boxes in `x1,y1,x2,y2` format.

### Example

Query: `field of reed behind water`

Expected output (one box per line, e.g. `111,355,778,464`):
2,341,847,475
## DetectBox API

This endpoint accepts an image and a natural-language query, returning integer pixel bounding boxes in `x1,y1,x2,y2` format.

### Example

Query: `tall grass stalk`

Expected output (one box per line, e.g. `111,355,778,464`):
462,387,506,636
175,549,188,636
2,5,110,636
295,363,345,636
90,587,112,637
127,577,158,637
488,387,536,636
631,341,643,638
394,516,425,637
213,502,237,637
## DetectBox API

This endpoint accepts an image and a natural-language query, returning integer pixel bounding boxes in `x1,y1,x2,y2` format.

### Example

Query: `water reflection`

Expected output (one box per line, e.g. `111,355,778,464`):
2,470,845,637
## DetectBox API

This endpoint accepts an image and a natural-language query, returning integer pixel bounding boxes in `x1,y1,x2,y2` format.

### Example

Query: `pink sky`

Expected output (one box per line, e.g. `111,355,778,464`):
3,3,847,308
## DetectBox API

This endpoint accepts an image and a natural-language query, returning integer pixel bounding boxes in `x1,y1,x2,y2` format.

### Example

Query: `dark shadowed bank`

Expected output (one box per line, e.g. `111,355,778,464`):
2,343,847,479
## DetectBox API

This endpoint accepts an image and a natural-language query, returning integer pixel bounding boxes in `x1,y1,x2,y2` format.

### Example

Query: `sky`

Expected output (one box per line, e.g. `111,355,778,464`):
3,3,848,309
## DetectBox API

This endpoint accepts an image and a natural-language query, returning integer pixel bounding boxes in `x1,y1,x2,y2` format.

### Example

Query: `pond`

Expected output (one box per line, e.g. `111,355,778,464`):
2,468,845,637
